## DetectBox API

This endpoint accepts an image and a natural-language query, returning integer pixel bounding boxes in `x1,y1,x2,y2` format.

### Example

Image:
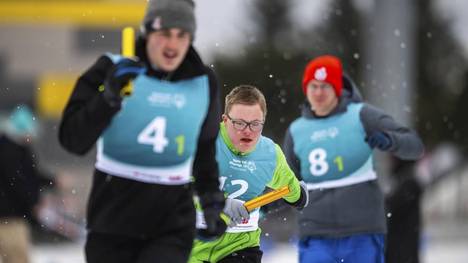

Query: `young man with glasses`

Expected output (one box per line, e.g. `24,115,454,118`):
189,85,309,263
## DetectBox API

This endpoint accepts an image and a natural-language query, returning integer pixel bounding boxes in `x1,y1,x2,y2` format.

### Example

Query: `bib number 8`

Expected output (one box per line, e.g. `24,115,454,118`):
308,148,344,176
308,148,328,176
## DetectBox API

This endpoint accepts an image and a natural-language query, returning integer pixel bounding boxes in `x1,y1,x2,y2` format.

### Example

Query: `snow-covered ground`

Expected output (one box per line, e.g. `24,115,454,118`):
31,221,468,263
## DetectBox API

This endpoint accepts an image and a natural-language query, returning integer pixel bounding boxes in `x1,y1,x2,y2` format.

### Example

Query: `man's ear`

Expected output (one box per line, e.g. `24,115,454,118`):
221,114,228,123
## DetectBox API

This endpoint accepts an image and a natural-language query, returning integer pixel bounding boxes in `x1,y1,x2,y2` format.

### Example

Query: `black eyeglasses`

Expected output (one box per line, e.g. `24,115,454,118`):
226,114,264,132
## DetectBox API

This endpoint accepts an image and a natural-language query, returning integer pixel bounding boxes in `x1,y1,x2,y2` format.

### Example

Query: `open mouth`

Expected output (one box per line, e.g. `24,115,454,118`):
163,50,177,60
240,138,253,143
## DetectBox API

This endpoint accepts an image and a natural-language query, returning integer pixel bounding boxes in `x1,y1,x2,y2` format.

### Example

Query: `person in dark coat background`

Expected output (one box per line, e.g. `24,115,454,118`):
0,105,44,263
385,157,422,263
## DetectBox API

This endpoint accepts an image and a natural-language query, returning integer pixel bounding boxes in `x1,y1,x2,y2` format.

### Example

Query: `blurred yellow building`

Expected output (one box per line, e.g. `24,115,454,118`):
0,0,145,118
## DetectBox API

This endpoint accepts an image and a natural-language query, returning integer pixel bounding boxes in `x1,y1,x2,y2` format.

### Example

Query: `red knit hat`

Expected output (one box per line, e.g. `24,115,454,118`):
302,55,343,97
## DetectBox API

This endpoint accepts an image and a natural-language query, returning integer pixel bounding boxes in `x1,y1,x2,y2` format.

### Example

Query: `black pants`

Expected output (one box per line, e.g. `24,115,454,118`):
385,176,422,263
218,246,263,263
85,231,194,263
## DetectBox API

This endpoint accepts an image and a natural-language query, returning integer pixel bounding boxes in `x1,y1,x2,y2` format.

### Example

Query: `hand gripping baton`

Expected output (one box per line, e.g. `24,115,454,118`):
244,186,290,212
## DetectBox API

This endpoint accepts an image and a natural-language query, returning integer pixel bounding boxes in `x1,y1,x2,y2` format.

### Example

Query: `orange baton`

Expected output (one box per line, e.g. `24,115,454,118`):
244,186,290,212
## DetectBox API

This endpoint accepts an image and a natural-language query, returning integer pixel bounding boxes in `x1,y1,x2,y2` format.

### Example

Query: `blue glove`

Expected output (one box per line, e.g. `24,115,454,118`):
196,191,227,241
366,131,393,151
103,57,144,106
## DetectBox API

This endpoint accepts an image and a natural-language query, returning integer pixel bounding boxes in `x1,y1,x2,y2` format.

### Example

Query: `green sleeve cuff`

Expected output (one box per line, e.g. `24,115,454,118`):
266,144,301,203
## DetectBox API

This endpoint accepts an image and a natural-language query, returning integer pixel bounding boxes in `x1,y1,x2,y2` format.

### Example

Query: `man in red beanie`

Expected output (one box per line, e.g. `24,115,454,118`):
283,55,425,263
301,55,343,116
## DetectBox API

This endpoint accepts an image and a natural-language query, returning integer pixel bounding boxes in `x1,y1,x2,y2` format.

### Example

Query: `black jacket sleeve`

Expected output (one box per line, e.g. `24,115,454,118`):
283,128,302,180
59,55,121,155
192,68,221,194
360,104,425,160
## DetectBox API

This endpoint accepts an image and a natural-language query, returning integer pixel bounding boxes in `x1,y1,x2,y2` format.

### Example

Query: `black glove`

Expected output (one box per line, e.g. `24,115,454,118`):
103,57,144,106
284,181,309,210
197,191,227,241
366,131,393,151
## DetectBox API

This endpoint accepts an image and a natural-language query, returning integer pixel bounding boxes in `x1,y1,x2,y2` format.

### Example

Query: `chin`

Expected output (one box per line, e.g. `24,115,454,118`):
165,59,184,70
241,145,255,153
160,64,177,72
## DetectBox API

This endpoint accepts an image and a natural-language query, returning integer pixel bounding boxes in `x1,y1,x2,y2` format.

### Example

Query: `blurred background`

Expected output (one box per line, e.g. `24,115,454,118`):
1,0,468,262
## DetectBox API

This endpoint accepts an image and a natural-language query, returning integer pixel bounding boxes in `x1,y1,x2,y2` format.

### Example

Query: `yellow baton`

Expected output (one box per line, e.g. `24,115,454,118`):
120,26,135,96
244,186,290,212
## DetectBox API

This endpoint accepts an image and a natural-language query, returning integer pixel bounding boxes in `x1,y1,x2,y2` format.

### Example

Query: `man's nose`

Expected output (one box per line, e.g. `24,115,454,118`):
166,36,178,49
241,126,253,135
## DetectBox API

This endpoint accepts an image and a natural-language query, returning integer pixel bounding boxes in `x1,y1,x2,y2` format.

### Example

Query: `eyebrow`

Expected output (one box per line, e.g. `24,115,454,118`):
178,30,189,35
230,116,264,123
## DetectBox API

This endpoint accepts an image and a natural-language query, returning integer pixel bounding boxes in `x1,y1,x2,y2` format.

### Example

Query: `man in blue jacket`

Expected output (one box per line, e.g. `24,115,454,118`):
284,55,424,263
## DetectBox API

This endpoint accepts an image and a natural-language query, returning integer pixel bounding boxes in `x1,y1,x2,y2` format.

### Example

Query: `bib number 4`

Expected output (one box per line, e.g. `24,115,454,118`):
137,117,185,155
138,117,169,153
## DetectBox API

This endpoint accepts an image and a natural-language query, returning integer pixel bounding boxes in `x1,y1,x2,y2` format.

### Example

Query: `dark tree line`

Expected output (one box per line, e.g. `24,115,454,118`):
414,0,468,152
212,0,468,153
212,0,363,143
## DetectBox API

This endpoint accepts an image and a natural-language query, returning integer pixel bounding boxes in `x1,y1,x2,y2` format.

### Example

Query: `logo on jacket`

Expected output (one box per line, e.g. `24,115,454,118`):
229,158,257,173
310,127,339,142
148,92,186,109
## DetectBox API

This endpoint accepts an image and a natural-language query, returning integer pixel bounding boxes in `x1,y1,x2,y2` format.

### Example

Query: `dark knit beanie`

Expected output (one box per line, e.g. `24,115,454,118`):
141,0,196,38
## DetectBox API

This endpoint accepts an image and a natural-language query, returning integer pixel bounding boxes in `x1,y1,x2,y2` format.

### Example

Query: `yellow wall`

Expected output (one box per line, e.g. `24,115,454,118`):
37,73,77,118
0,1,145,28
